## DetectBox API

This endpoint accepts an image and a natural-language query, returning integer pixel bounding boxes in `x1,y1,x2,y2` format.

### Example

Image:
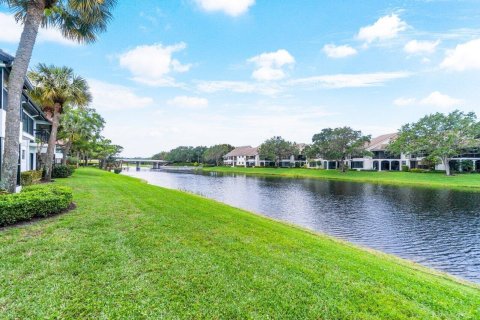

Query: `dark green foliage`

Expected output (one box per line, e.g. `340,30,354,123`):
258,136,298,167
20,170,43,186
310,127,371,172
389,110,480,176
401,165,410,172
113,168,122,174
52,165,75,178
0,185,73,227
460,160,474,172
203,144,235,165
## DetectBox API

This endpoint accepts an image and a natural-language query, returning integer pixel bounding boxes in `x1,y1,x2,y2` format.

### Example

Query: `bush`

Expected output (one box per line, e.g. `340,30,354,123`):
0,185,73,227
20,170,43,186
67,156,80,166
113,168,122,174
401,165,409,172
459,160,474,172
52,165,75,178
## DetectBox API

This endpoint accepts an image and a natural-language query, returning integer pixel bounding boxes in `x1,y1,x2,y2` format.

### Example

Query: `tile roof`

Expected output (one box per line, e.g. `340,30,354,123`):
366,133,398,151
224,146,259,157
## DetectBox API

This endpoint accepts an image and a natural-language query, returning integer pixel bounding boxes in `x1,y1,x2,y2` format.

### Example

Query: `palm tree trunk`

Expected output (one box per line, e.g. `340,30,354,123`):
1,2,45,192
44,105,61,181
61,141,72,165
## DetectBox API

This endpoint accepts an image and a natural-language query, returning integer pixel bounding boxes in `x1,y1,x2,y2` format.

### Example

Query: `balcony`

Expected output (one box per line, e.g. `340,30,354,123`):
35,129,50,144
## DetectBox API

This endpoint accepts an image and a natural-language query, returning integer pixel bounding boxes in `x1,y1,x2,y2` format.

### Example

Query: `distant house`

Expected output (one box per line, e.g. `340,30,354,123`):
310,132,480,172
224,146,259,167
0,49,62,186
224,144,307,168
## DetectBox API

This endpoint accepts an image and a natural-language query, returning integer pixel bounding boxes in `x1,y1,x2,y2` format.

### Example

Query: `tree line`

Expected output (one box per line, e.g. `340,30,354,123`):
152,144,235,166
153,110,480,176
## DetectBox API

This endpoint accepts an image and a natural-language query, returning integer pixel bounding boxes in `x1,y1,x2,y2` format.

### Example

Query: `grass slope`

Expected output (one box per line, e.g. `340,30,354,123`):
203,167,480,191
0,168,478,319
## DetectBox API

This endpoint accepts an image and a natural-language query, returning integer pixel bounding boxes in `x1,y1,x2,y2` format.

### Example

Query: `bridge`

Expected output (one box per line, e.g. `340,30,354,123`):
119,159,169,170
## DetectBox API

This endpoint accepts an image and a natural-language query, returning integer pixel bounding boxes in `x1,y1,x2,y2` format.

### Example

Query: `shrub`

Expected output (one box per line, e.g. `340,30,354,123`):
401,165,409,172
459,160,474,173
52,165,75,178
20,170,43,186
67,156,80,166
0,185,73,227
113,168,122,174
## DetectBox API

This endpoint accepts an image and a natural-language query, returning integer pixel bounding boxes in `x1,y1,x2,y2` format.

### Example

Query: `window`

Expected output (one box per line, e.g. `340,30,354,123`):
1,69,8,110
351,161,364,169
22,111,34,135
22,150,25,160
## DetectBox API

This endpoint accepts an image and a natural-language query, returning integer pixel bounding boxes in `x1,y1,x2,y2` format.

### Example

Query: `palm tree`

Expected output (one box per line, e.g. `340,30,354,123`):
0,0,116,192
58,107,105,165
29,64,91,181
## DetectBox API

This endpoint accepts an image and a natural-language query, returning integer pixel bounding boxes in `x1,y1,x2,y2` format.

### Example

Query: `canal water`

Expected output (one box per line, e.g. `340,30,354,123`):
123,168,480,283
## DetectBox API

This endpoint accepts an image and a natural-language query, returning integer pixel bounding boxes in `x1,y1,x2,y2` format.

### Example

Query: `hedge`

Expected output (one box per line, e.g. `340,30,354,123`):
0,185,73,227
52,165,75,178
20,170,43,186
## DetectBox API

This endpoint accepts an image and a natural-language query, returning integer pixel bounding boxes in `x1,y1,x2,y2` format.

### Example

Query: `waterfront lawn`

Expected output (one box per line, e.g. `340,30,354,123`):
0,168,478,318
204,166,480,190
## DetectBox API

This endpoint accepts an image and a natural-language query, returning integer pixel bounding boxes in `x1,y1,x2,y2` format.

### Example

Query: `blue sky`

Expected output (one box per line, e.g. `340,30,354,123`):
2,0,480,156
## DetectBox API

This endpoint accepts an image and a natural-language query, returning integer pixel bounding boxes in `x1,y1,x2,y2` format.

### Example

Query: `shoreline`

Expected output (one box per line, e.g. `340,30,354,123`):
200,166,480,192
124,169,480,285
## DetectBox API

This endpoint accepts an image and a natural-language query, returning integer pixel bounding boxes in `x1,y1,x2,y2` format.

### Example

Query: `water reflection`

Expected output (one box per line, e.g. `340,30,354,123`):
123,169,480,283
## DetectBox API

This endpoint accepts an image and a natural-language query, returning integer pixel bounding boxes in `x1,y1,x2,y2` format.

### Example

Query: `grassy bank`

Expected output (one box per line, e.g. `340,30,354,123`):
0,168,478,318
203,166,480,191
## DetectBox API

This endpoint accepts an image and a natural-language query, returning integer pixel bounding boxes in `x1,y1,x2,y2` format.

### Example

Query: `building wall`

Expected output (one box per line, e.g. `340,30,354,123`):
0,65,52,178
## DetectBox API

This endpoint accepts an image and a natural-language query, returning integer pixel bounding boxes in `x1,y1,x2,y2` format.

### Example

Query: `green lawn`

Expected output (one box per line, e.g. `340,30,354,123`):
203,166,480,191
0,168,478,319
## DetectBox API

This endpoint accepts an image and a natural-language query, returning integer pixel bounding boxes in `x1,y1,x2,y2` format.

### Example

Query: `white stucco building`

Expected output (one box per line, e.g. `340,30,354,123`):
309,133,480,172
223,145,307,168
1,49,61,186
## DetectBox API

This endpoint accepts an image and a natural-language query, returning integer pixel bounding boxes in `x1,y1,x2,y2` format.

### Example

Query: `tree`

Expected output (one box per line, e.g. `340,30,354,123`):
388,110,480,176
0,0,116,192
91,137,122,170
58,107,105,165
258,136,296,167
28,64,91,181
310,127,371,172
204,144,234,166
152,151,170,161
193,146,207,164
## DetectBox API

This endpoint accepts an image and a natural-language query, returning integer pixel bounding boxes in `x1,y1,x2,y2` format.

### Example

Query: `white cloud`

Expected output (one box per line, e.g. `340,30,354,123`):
323,44,357,58
393,97,416,106
420,91,463,109
393,91,463,109
118,43,191,86
289,71,411,89
248,49,295,81
167,96,208,109
0,12,77,46
89,79,154,111
194,0,255,17
404,40,440,54
357,14,407,44
197,80,282,95
440,38,480,71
